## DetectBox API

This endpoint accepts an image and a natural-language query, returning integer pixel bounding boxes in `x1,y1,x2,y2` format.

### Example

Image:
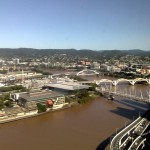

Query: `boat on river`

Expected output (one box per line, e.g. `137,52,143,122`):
107,94,114,100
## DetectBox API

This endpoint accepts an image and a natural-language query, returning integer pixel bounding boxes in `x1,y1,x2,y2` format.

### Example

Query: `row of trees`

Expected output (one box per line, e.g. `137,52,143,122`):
31,68,52,75
66,82,102,104
75,90,90,104
70,75,87,81
0,70,7,74
0,85,26,92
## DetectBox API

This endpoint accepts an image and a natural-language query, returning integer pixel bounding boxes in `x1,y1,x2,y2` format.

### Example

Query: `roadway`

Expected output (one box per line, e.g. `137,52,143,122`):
110,111,150,150
110,116,143,150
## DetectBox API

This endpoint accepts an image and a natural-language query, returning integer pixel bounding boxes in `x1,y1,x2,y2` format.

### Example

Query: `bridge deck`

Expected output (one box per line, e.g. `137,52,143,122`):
96,87,150,103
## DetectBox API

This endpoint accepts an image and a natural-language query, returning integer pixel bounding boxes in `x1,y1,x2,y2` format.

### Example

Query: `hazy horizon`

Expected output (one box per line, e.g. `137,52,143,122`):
0,47,149,51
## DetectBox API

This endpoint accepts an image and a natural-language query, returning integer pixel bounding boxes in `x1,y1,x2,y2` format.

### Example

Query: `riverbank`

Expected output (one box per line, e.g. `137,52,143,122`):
0,87,98,125
0,102,78,124
0,96,148,150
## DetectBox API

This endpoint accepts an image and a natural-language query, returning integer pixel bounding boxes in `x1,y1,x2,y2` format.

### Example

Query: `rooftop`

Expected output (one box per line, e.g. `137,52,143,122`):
20,90,64,102
46,81,90,91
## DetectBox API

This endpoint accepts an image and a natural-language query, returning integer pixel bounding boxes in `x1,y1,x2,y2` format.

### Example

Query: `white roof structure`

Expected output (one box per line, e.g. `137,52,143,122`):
46,81,90,91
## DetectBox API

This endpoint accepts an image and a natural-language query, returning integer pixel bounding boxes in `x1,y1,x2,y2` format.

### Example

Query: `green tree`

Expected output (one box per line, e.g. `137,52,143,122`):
4,100,13,108
37,103,47,113
89,83,97,91
70,75,87,81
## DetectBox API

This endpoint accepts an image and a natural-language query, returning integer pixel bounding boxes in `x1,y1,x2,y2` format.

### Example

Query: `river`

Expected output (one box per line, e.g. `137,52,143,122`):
0,75,149,150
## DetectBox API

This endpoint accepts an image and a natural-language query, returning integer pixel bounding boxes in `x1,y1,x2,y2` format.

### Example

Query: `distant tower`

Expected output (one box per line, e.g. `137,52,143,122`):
13,58,20,65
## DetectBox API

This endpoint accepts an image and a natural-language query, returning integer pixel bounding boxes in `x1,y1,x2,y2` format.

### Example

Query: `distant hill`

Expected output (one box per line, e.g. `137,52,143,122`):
0,48,149,59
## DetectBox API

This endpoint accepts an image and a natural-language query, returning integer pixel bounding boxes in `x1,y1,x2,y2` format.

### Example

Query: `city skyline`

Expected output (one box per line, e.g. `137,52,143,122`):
0,0,150,50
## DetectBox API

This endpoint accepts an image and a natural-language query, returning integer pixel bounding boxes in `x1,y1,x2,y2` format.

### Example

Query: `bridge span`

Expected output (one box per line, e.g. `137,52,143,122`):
96,86,150,103
96,78,150,86
79,78,150,86
96,86,150,150
76,69,99,76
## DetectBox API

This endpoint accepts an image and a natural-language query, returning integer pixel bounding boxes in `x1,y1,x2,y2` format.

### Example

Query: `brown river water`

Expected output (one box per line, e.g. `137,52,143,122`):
0,75,149,150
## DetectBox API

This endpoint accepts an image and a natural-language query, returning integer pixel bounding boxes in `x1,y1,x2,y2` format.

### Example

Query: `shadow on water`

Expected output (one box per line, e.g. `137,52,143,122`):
110,106,143,120
95,107,140,150
110,96,149,120
106,98,149,120
96,135,113,150
96,110,150,150
116,99,149,110
96,98,149,150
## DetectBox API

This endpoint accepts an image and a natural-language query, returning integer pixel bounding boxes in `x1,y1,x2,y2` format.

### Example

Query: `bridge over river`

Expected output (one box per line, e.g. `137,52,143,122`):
80,78,150,86
96,86,150,103
96,85,150,150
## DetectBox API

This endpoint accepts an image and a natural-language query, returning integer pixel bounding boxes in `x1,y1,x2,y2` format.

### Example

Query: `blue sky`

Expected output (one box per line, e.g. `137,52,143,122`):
0,0,150,50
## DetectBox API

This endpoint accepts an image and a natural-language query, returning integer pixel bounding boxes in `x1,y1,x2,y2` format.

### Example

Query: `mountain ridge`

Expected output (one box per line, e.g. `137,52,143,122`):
0,48,149,59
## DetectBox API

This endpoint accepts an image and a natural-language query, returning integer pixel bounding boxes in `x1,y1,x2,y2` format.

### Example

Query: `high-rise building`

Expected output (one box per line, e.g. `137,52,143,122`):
13,58,20,65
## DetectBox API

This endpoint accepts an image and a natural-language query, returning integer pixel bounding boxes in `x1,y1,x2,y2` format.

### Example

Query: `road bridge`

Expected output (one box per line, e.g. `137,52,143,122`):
96,86,150,103
96,86,150,150
76,69,99,76
110,112,150,150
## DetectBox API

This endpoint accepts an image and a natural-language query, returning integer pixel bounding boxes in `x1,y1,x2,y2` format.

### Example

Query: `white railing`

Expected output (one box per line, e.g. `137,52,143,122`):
110,117,142,150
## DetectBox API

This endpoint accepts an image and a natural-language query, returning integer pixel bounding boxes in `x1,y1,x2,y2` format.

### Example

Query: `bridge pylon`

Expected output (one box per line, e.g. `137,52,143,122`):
129,80,135,85
112,81,117,86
